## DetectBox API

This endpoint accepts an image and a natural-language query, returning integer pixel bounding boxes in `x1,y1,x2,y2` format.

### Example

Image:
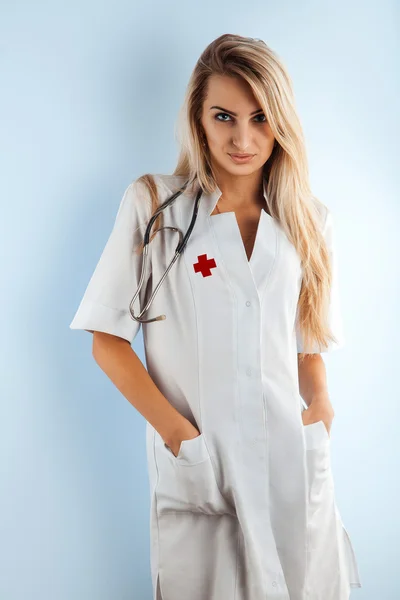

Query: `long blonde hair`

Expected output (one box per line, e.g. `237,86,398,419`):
136,33,340,359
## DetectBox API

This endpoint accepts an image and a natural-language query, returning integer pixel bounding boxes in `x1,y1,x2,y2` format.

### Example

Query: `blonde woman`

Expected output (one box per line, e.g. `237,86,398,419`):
70,34,362,600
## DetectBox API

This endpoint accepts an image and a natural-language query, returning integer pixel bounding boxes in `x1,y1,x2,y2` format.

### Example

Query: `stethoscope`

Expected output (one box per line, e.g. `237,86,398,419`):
129,179,204,324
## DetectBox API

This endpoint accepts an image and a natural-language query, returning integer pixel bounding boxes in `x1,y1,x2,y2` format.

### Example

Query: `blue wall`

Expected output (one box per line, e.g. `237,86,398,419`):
1,1,398,598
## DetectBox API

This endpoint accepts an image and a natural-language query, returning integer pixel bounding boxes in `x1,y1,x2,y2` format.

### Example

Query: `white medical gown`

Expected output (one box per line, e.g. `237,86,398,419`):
70,174,362,600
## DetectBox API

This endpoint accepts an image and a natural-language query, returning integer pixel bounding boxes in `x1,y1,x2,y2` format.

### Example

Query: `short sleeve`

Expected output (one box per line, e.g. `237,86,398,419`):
69,179,152,344
296,209,345,353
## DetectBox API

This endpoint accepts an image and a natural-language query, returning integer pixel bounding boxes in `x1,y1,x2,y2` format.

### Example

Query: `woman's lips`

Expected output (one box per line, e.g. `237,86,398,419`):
229,153,254,163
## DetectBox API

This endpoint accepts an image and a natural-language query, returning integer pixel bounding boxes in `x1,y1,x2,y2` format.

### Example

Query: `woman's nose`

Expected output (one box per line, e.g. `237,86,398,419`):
231,125,252,152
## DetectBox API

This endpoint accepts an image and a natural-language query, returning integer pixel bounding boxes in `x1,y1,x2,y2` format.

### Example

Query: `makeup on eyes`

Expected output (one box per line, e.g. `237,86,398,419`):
214,112,266,123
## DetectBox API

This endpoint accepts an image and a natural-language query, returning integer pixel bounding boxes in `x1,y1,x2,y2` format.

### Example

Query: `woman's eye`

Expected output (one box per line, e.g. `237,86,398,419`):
214,112,267,123
215,113,232,122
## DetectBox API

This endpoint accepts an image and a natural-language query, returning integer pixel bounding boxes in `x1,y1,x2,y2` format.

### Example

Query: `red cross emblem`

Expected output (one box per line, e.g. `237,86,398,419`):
193,253,217,277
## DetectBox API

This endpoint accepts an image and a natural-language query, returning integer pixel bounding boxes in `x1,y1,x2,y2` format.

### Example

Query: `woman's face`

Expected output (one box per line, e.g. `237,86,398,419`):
200,74,276,177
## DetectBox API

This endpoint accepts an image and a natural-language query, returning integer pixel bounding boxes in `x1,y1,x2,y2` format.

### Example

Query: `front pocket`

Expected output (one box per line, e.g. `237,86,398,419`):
154,431,234,516
303,419,330,450
303,419,334,524
163,432,211,464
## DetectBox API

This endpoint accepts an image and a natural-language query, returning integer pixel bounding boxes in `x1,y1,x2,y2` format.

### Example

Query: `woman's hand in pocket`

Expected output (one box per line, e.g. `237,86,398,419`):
302,396,335,436
164,420,201,458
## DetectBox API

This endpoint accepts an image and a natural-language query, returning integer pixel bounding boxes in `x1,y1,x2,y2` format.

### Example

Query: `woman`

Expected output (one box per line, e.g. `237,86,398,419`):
70,34,361,600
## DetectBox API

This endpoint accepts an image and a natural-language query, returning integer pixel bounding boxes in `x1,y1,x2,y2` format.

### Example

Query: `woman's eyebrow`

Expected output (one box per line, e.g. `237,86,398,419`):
210,105,264,117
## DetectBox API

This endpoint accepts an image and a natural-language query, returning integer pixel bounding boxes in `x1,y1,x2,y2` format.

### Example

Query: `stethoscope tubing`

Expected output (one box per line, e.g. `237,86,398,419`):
129,180,203,324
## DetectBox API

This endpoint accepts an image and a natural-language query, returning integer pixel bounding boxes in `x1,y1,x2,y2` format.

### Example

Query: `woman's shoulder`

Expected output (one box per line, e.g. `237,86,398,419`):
148,173,187,191
131,173,189,200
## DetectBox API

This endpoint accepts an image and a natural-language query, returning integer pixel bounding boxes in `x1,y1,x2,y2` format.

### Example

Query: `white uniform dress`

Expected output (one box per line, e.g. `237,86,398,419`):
70,173,362,600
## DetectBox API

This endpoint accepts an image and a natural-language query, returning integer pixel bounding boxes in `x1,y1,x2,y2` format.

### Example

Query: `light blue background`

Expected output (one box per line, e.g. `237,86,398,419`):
1,1,398,599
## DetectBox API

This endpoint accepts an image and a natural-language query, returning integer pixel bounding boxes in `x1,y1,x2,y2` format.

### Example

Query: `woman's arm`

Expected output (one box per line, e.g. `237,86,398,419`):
297,353,335,431
92,331,200,455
